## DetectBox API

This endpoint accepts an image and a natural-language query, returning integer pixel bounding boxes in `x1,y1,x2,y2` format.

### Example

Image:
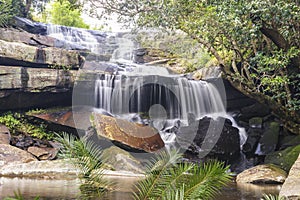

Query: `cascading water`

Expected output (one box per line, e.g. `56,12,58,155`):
94,74,226,120
45,23,246,146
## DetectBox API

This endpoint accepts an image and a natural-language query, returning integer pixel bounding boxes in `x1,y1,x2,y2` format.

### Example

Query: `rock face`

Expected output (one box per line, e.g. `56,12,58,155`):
0,159,77,179
177,116,240,161
101,146,144,173
265,144,300,172
0,39,84,68
91,113,165,152
0,144,37,166
280,153,300,199
236,164,287,184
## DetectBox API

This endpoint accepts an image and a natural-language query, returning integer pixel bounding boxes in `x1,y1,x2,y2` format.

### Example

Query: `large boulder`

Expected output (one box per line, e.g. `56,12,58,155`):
0,39,84,68
236,164,287,184
177,116,240,161
101,146,144,173
0,144,37,167
265,144,300,172
280,153,300,199
91,113,165,152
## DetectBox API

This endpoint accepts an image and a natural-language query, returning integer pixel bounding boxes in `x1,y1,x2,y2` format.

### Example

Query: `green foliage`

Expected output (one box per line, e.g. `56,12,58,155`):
55,133,113,198
262,194,285,200
0,112,54,140
133,150,231,200
0,0,25,27
49,0,89,28
95,0,300,133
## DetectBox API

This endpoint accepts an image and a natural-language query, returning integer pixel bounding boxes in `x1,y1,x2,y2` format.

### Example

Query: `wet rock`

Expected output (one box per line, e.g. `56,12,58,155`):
0,125,10,144
178,116,240,161
256,122,280,155
265,144,300,172
27,146,58,160
236,164,287,184
91,113,165,153
239,102,271,120
280,153,300,199
242,128,261,155
0,39,84,69
0,144,37,166
101,146,144,173
13,16,48,35
0,159,77,179
249,117,263,129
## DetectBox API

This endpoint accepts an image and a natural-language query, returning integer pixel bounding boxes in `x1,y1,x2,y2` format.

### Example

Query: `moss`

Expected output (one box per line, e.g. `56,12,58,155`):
265,144,300,172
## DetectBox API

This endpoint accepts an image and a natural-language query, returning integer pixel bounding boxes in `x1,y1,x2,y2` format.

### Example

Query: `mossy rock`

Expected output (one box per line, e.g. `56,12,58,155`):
265,144,300,172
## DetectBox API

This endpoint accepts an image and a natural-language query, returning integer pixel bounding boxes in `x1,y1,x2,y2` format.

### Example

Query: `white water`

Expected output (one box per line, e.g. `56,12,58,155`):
45,23,246,146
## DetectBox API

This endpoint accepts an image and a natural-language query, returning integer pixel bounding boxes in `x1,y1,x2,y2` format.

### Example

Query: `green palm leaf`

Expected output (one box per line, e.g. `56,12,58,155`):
133,149,231,200
55,133,114,198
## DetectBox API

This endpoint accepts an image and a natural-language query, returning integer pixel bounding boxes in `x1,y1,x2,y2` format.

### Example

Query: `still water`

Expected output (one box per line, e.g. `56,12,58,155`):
0,176,280,200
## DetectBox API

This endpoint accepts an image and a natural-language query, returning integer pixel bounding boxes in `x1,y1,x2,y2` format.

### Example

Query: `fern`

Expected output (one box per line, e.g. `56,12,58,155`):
262,194,286,200
133,150,231,200
55,133,113,198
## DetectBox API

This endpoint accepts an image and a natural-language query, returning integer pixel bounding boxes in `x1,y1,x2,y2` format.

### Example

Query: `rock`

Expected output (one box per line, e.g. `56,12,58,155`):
0,159,77,179
240,102,271,120
249,117,263,129
236,164,287,184
0,144,37,166
192,66,222,80
0,125,10,144
0,66,76,110
91,113,165,153
242,128,261,155
0,28,56,47
0,28,89,51
265,144,300,172
0,39,84,69
27,146,58,160
13,16,48,35
178,116,240,160
0,66,76,91
101,146,144,173
256,122,280,155
280,153,300,199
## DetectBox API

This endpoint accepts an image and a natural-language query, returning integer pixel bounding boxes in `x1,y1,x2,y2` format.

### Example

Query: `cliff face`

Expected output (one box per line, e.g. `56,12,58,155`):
0,28,83,110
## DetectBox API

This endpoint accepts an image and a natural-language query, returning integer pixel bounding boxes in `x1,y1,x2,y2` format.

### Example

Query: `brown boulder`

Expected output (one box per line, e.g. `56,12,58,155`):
27,146,58,160
0,125,10,144
236,164,287,184
0,144,37,166
91,113,164,152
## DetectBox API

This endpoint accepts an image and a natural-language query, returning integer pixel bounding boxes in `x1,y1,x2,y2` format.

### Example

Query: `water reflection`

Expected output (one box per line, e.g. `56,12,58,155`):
215,181,281,200
0,177,280,200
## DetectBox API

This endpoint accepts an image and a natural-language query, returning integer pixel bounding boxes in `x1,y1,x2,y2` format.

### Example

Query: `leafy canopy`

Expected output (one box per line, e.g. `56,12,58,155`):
49,0,89,28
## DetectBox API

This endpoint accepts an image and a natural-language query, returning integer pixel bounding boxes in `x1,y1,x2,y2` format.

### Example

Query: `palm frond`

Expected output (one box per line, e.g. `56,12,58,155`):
262,194,286,200
55,133,114,197
133,149,183,200
133,149,231,200
184,160,231,200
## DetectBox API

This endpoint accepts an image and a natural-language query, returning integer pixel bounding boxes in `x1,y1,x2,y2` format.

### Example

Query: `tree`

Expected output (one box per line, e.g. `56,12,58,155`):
0,0,26,27
49,0,89,28
91,0,300,134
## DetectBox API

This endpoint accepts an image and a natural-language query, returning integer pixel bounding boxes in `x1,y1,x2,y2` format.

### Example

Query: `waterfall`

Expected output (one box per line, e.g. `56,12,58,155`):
94,73,226,120
44,23,247,146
